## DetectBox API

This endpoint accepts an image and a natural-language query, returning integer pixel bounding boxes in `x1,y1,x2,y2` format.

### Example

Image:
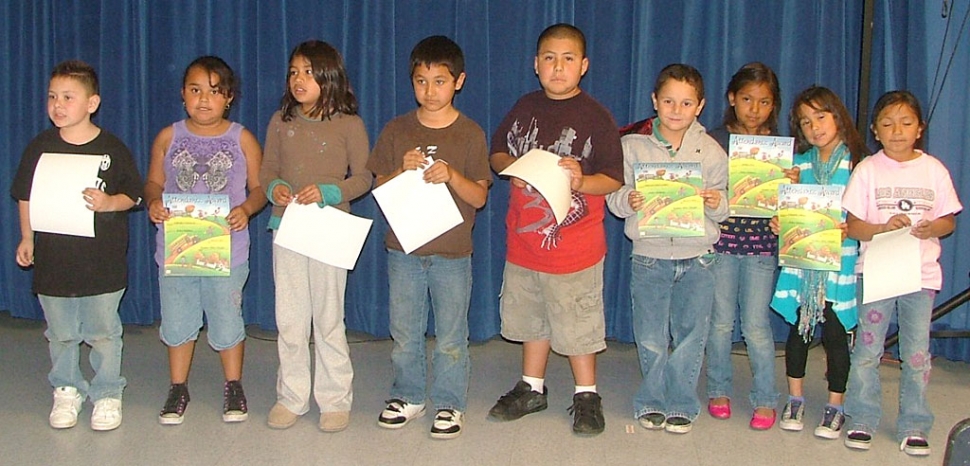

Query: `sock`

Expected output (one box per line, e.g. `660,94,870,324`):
826,403,844,413
522,375,544,393
575,385,597,394
789,395,804,404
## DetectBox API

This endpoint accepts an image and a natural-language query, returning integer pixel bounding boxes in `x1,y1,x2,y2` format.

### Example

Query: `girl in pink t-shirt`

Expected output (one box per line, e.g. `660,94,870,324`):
842,91,962,456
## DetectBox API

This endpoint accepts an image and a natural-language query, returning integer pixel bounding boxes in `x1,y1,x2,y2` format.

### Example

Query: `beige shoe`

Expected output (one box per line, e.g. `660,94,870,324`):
267,402,300,429
319,411,350,432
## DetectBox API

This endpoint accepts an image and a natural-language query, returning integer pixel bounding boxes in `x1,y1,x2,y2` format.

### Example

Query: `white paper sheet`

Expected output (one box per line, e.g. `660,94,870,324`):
273,203,372,270
371,157,464,254
862,227,922,304
499,149,571,224
28,153,104,237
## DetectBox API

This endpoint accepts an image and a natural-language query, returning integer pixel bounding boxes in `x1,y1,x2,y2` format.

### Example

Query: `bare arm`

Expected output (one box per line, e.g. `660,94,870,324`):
227,129,268,231
145,127,172,223
16,201,33,266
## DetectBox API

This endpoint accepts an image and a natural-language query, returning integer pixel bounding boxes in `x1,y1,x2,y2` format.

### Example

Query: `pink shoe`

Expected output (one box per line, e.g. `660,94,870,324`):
707,400,731,419
750,409,777,430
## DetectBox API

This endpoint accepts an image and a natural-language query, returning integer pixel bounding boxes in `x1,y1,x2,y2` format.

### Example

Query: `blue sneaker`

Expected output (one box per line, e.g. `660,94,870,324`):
814,406,844,439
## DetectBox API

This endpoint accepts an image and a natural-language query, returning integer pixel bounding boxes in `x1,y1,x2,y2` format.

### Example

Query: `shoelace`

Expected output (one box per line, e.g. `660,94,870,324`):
162,385,189,415
224,382,246,412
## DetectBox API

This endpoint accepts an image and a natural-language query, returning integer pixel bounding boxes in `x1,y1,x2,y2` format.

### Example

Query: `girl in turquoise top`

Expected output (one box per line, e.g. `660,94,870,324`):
771,86,868,439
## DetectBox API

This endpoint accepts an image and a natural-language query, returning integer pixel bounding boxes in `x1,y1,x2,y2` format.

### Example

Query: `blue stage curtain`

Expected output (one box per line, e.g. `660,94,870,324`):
2,1,969,362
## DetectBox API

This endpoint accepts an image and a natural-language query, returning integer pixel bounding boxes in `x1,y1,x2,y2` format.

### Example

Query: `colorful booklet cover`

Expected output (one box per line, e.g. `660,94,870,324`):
162,193,231,277
633,162,704,238
777,184,844,271
727,134,795,217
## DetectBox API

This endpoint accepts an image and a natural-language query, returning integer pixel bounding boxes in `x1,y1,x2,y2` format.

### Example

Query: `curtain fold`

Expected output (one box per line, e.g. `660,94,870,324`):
2,0,969,361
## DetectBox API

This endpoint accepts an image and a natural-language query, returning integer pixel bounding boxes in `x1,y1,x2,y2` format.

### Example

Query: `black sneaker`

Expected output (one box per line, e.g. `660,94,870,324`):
159,383,190,425
665,415,693,434
488,381,548,421
223,380,248,423
568,392,605,435
845,430,873,450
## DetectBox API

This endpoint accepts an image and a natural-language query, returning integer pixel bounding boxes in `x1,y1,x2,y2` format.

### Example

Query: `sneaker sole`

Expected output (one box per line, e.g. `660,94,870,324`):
223,412,249,423
573,425,605,436
665,424,692,434
91,419,122,431
487,404,547,422
159,414,185,426
378,408,426,429
430,429,461,440
903,447,930,456
814,427,840,439
49,420,78,429
845,439,872,450
779,421,804,431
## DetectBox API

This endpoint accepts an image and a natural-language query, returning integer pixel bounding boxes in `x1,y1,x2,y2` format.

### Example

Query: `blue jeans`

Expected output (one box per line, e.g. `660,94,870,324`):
387,250,471,412
706,253,779,409
39,289,126,401
159,262,249,350
631,254,714,421
845,283,935,440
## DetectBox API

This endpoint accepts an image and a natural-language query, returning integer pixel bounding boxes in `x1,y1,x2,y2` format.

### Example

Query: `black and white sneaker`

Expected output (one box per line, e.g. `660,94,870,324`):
222,380,248,423
159,383,190,425
377,399,426,429
845,430,873,450
900,435,930,456
430,409,463,439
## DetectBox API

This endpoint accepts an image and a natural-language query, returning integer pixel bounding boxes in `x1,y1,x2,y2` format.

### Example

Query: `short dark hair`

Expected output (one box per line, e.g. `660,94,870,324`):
789,85,869,166
184,56,239,118
51,60,99,96
281,40,358,121
654,63,705,102
536,23,586,57
722,62,781,134
410,36,464,80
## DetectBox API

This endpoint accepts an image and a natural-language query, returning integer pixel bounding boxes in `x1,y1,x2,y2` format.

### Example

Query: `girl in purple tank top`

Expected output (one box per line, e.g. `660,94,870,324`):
144,56,266,426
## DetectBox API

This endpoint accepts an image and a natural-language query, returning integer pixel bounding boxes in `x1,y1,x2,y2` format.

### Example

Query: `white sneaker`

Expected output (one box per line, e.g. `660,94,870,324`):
50,386,83,429
91,398,122,431
377,399,425,429
430,409,463,439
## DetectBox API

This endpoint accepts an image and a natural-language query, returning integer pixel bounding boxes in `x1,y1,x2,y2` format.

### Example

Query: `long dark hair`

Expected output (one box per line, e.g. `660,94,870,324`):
280,40,358,121
789,86,868,167
721,62,780,135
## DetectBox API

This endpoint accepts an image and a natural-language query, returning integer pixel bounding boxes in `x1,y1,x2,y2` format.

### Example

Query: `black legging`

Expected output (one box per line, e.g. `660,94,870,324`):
785,302,850,394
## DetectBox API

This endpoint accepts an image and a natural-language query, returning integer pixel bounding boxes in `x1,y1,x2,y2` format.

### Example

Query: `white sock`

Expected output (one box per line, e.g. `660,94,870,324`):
522,376,544,393
575,385,597,394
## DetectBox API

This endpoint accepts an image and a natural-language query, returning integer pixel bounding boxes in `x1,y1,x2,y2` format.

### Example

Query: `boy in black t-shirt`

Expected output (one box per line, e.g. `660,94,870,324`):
11,60,143,432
